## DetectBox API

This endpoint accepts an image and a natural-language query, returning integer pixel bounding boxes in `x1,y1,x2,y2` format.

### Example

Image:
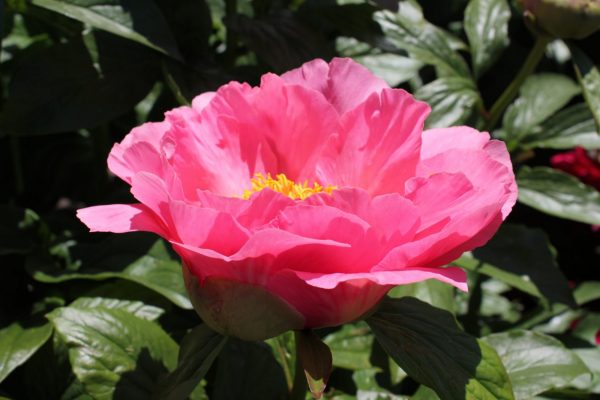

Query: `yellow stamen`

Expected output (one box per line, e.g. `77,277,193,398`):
242,173,336,200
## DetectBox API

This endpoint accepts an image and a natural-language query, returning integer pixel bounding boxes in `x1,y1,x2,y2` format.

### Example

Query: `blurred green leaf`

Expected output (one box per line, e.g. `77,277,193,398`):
464,0,511,78
47,306,178,400
29,236,192,309
367,297,514,400
517,166,600,225
574,281,600,305
324,323,373,371
351,368,404,399
155,324,227,400
388,279,455,313
411,385,440,400
415,76,480,128
29,0,182,59
519,104,600,150
572,347,600,394
0,321,53,383
502,74,581,145
0,206,39,255
354,53,422,87
69,297,165,321
454,224,575,307
299,2,382,45
572,313,600,345
483,330,590,399
211,339,287,400
374,1,471,78
154,0,211,64
572,46,600,132
227,12,328,73
0,33,159,136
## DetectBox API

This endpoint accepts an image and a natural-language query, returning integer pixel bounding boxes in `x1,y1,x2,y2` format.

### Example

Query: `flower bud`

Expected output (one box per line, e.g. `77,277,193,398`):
519,0,600,39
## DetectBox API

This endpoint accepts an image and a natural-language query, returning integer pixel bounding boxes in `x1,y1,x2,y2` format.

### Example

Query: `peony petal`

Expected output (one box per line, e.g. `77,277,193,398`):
293,266,468,291
271,203,380,273
191,91,216,112
107,121,170,183
305,188,420,248
318,88,430,194
280,57,388,115
169,200,249,256
251,73,340,181
420,126,517,218
76,204,166,236
163,83,278,197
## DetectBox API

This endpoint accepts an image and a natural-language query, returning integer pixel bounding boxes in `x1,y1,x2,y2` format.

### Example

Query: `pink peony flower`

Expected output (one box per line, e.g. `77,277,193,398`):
77,58,517,340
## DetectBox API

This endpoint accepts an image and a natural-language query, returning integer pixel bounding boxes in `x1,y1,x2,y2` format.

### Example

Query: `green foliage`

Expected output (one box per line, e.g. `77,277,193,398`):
517,166,600,225
367,297,514,400
1,0,600,399
483,330,590,399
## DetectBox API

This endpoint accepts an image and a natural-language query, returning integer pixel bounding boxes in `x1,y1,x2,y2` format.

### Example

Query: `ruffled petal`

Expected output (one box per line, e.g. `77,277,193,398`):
107,121,170,184
76,204,166,236
169,200,249,256
280,57,388,115
293,266,467,291
420,127,517,218
317,88,430,194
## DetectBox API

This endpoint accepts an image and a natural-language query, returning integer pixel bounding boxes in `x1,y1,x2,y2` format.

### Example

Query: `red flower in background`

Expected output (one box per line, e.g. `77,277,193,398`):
551,147,600,191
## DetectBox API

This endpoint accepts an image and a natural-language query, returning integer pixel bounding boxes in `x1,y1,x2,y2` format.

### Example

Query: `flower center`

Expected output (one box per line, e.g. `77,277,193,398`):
242,173,336,200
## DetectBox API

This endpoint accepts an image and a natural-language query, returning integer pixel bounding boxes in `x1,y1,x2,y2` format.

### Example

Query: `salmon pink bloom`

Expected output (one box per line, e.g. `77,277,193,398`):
77,58,517,340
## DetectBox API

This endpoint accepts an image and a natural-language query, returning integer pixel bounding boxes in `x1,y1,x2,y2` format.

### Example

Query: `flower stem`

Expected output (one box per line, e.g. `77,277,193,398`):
290,331,307,400
274,336,293,391
484,35,550,132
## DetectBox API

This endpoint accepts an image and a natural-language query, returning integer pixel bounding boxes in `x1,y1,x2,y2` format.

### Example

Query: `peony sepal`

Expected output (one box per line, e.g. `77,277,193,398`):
294,330,333,400
183,265,305,341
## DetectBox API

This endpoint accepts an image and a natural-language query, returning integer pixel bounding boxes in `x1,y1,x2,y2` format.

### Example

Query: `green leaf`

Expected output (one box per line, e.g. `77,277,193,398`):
154,0,211,63
517,166,600,225
415,77,480,128
483,330,590,399
572,46,600,132
388,279,455,313
351,368,405,399
324,323,373,371
0,321,53,383
227,12,327,73
519,103,600,150
572,347,600,393
374,1,471,78
29,236,192,309
29,0,181,59
572,313,600,345
411,385,440,400
47,306,178,400
0,33,159,136
355,53,423,87
367,297,514,400
0,206,39,255
464,0,511,78
454,224,575,306
502,74,581,143
155,325,227,400
574,281,600,306
211,339,288,400
69,297,165,321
